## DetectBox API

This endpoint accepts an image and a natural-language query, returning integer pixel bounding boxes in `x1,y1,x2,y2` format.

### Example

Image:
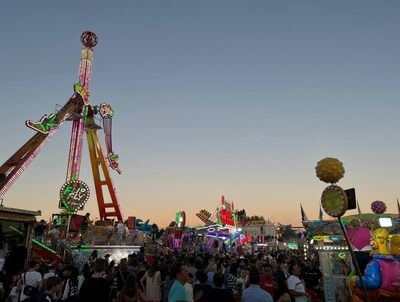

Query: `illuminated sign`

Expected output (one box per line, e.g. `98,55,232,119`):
59,180,90,215
219,209,237,227
312,235,342,242
206,232,230,239
219,195,237,228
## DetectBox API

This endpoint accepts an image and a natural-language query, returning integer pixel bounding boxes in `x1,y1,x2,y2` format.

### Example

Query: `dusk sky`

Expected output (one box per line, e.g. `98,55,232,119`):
1,1,400,227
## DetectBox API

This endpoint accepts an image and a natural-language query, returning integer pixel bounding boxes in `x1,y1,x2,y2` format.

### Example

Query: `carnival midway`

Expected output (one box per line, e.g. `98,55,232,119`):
0,32,399,302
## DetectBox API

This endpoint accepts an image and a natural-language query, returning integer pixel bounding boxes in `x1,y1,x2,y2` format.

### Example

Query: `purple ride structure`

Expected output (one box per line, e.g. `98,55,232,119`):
0,31,123,222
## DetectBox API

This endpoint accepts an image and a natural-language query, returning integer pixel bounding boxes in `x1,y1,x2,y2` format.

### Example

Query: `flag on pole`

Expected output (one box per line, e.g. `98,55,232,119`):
357,200,362,215
301,204,309,222
397,198,400,218
319,203,323,220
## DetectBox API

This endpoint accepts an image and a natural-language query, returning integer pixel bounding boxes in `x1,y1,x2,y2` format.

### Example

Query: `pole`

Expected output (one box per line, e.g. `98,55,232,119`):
338,217,370,302
63,215,72,261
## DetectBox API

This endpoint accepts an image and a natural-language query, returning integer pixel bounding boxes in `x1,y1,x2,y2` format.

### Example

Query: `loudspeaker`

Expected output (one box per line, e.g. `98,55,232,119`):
345,188,356,210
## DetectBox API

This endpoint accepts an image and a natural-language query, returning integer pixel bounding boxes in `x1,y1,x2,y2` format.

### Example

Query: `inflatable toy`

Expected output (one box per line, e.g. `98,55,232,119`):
350,228,400,302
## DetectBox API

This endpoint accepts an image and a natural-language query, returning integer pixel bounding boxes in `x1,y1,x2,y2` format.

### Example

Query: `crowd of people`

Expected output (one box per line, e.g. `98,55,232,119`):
0,245,324,302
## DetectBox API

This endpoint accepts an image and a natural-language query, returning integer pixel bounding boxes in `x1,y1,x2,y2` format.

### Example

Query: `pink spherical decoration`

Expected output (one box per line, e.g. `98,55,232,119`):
371,200,387,214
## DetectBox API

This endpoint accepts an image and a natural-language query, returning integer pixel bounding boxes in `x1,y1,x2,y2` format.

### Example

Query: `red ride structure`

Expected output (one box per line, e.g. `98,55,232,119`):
0,32,124,221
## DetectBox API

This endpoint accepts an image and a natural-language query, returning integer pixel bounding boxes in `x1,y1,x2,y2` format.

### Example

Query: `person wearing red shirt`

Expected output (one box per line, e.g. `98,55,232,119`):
260,263,278,297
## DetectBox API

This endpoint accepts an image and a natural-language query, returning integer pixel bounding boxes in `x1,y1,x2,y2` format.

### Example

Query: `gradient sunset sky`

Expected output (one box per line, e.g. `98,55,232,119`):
1,1,400,227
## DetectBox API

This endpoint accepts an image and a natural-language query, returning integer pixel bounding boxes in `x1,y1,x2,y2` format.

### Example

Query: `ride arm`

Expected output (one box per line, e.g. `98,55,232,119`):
0,91,84,199
356,260,382,290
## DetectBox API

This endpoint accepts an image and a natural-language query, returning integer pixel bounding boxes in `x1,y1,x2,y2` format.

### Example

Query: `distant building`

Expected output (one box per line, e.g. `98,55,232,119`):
241,219,276,243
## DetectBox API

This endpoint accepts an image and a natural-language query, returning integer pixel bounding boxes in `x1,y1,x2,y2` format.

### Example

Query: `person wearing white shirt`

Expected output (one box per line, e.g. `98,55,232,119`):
20,260,43,302
43,265,57,280
287,264,309,302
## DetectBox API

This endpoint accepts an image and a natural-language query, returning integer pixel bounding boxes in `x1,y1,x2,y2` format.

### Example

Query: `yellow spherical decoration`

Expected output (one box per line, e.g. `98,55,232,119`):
315,157,345,183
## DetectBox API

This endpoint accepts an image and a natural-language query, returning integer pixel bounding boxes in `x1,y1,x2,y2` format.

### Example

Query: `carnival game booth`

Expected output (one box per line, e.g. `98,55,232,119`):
305,219,353,302
305,214,400,302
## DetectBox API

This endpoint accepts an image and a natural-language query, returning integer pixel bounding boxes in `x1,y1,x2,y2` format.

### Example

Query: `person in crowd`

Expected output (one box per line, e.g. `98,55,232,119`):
43,265,57,281
106,221,115,244
39,276,62,302
116,222,126,244
184,273,194,302
7,273,22,302
137,247,145,264
78,258,110,302
226,263,244,297
187,258,197,284
20,260,43,302
48,226,60,251
259,263,278,298
34,220,47,243
118,275,142,302
141,261,161,302
105,254,111,266
205,262,217,287
193,271,211,302
61,265,83,302
80,213,91,232
168,264,190,302
301,258,322,299
73,245,85,273
203,272,234,302
277,292,292,302
89,250,98,264
287,263,309,302
241,268,272,302
115,258,131,293
82,263,91,280
272,259,288,298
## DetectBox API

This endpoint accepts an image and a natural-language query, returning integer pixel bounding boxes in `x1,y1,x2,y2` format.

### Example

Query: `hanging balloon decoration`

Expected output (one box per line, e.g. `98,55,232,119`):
317,157,348,218
371,200,387,214
315,157,345,184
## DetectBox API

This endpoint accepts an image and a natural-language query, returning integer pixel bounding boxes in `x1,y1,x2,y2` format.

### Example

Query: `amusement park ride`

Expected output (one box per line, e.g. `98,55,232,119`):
0,31,123,222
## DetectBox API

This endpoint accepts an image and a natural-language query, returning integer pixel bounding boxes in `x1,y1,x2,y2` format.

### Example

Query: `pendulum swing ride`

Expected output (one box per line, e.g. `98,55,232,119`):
0,31,124,222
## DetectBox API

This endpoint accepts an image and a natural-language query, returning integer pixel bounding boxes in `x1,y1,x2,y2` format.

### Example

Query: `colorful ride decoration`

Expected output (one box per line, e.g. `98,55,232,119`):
321,185,348,218
371,201,387,214
73,82,90,105
135,218,155,233
99,102,121,174
107,152,121,174
99,102,115,118
316,157,345,184
59,180,90,215
316,157,349,218
26,113,59,134
196,209,212,224
175,211,186,228
350,228,400,302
